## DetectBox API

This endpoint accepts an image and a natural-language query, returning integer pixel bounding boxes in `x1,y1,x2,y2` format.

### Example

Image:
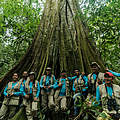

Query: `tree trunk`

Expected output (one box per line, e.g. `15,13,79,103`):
0,0,105,119
0,0,104,89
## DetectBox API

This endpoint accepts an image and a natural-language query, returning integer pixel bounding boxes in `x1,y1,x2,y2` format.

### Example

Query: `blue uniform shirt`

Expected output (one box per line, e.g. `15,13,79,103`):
23,81,40,98
40,75,56,88
59,78,66,96
20,79,26,96
96,85,113,104
68,76,77,92
69,75,88,92
93,73,97,81
54,78,66,96
4,82,22,96
23,79,26,85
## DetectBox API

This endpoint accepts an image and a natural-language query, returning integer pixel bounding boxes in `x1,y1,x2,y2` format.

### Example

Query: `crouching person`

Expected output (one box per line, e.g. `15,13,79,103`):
40,67,56,113
0,73,22,120
96,72,120,120
23,72,40,120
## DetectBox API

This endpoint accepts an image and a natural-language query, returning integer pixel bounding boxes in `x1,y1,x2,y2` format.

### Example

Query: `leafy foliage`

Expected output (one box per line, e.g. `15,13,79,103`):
80,0,120,72
1,0,120,77
0,0,41,77
74,95,102,120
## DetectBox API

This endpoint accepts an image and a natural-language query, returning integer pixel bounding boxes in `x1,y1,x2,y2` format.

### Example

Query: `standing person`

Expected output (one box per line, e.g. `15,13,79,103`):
23,72,40,120
73,70,88,116
68,70,87,94
54,71,69,120
0,73,22,120
19,71,28,107
40,67,56,113
67,69,83,95
68,70,88,97
88,62,104,96
19,71,28,85
54,72,69,112
68,69,80,94
96,72,120,120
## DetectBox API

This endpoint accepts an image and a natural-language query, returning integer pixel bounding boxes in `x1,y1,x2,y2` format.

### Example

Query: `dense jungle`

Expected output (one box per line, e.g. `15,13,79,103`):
0,0,120,120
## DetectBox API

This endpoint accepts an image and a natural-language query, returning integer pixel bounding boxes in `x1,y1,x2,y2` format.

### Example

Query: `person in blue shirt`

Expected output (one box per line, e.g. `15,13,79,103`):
68,70,88,94
96,72,120,120
19,71,28,85
0,73,22,120
106,68,120,77
72,70,88,116
23,72,40,120
40,67,56,113
73,70,88,95
88,62,104,96
54,71,69,113
19,71,28,106
68,69,80,94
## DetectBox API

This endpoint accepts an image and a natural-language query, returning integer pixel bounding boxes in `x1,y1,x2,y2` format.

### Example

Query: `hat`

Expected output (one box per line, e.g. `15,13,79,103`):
90,62,100,69
104,72,114,77
61,71,67,76
74,69,79,72
29,72,35,76
46,67,51,70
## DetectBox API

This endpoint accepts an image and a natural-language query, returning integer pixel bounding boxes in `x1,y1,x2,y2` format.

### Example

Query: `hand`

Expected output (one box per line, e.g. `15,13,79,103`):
66,81,69,84
81,72,85,75
43,86,47,89
75,89,78,93
106,68,109,71
6,94,9,97
34,97,38,101
10,93,14,96
48,86,51,89
25,95,29,99
58,84,62,87
88,101,92,107
85,97,92,107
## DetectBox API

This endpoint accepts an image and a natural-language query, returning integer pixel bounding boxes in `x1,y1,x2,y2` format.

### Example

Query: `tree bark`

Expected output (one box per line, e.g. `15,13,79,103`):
0,0,105,102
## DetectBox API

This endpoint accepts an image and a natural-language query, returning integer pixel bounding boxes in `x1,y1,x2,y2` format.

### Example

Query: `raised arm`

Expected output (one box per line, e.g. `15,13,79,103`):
108,70,120,77
68,76,77,81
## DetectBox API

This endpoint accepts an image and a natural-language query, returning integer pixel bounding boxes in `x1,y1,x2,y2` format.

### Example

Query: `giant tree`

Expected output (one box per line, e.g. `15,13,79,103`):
0,0,105,119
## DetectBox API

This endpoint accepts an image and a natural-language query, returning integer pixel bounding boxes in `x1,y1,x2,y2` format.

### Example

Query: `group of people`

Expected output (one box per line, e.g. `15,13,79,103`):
0,62,120,120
